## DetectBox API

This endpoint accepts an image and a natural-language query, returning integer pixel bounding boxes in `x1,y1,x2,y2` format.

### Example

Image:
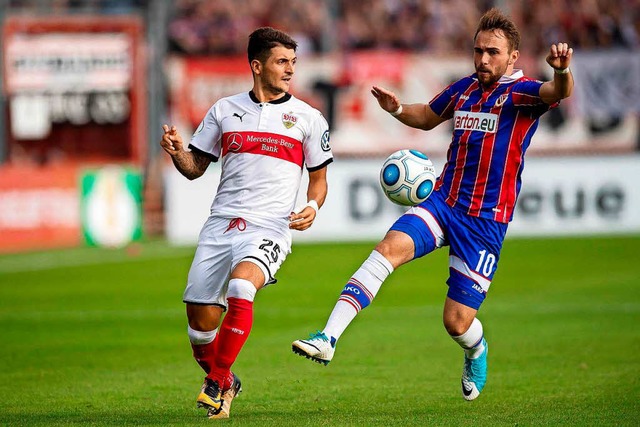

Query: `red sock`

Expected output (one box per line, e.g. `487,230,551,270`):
222,371,235,390
191,339,216,374
208,297,253,385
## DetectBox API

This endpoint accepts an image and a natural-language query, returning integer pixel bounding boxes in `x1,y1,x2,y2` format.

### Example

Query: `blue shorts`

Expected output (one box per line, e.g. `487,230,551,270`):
389,190,508,310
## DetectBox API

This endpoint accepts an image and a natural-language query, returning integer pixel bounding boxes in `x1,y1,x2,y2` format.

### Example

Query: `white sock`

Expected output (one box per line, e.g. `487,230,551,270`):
323,250,393,343
187,325,217,345
451,318,485,359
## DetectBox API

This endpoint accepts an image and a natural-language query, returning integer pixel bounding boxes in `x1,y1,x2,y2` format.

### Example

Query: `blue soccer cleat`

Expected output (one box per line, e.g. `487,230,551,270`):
461,338,488,401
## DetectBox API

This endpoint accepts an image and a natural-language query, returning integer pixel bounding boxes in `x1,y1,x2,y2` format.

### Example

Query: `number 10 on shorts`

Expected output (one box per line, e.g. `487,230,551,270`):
475,250,496,276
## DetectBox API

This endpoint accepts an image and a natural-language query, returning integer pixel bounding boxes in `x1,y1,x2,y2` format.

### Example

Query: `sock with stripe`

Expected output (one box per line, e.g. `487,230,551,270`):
451,317,486,359
208,278,256,386
188,326,217,374
323,250,393,344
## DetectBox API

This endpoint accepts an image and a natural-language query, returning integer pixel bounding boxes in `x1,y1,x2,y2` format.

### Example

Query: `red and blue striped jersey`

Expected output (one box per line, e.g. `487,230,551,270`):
429,70,556,223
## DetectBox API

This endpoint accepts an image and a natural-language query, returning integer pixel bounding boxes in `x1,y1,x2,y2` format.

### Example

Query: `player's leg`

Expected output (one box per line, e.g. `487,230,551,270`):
187,304,224,375
187,304,226,414
207,261,262,418
293,196,448,364
208,261,262,387
443,297,488,401
183,216,234,415
444,212,508,400
292,232,407,364
208,224,291,418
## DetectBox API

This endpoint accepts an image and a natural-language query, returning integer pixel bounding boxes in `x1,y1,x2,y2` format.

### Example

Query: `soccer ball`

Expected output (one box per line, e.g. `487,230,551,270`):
379,149,437,206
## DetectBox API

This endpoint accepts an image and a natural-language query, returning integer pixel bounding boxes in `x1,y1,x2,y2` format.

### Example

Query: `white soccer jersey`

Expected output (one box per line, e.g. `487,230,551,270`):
189,91,333,231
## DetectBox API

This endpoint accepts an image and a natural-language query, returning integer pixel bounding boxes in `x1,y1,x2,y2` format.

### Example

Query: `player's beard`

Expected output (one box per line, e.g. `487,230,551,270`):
264,77,290,97
476,61,509,87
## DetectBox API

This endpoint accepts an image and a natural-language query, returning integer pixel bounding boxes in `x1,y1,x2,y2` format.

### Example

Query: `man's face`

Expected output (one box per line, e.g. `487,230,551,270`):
473,29,517,87
257,45,297,95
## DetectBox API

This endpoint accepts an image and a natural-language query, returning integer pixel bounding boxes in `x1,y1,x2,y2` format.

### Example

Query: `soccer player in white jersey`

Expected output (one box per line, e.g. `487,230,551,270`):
160,27,333,419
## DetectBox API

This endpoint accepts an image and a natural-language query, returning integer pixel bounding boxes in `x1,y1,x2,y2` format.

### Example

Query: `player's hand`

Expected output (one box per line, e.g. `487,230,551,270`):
371,85,401,114
289,206,317,231
546,43,573,72
160,124,184,156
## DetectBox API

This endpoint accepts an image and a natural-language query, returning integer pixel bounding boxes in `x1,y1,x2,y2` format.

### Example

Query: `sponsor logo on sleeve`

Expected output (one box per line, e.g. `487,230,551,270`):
321,130,331,152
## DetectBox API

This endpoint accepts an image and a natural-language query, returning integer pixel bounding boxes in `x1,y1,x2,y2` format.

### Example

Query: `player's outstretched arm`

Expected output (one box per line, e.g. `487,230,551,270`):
289,167,328,231
371,85,445,131
160,124,211,180
540,43,574,104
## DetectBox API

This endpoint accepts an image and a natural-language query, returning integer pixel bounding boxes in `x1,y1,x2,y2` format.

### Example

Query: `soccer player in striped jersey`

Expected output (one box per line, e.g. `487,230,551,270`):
293,8,573,401
161,27,332,418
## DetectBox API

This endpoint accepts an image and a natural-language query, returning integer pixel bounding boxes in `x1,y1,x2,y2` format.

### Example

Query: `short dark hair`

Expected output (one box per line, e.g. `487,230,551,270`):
247,27,297,64
474,8,520,52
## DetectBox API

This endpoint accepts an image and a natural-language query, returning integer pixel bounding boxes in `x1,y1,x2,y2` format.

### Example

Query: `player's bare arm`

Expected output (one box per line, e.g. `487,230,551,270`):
539,43,574,104
289,167,328,231
160,124,211,180
371,85,445,130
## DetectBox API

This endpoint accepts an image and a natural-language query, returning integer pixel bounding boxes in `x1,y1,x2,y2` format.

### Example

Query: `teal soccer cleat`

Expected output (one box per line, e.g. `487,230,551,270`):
292,331,335,365
461,338,488,401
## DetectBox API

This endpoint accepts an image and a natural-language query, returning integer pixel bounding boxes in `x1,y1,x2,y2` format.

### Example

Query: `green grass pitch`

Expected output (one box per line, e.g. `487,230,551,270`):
0,236,638,426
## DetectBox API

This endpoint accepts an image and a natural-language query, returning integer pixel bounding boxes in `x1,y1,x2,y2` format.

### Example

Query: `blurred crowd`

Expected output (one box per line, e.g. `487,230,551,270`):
167,0,330,56
6,0,639,55
512,0,639,53
167,0,640,56
7,0,145,14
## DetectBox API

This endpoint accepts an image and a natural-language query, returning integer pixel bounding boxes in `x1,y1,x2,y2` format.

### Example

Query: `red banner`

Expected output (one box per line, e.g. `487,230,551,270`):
0,165,80,253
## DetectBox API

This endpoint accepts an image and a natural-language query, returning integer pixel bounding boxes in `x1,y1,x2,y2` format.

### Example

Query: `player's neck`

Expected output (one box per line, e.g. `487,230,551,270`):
251,86,287,103
505,64,515,77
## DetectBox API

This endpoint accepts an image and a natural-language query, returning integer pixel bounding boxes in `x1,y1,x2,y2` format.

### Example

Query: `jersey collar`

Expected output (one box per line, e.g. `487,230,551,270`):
498,69,524,83
249,91,292,104
474,69,524,90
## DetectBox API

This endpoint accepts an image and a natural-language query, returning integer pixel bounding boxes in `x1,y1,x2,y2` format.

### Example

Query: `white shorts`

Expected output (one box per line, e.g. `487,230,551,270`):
183,216,292,308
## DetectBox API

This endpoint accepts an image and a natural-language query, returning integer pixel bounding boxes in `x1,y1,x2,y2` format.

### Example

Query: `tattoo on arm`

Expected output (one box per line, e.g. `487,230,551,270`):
172,150,211,180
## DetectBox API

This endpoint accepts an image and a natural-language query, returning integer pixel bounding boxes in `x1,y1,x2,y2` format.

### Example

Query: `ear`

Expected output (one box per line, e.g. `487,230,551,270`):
509,50,519,65
250,59,262,75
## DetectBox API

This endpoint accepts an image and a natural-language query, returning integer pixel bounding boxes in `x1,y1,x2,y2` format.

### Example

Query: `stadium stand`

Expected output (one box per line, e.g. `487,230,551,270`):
164,0,639,55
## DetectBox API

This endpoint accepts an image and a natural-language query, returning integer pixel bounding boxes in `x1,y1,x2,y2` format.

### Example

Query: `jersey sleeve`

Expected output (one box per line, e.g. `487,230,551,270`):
188,104,222,162
303,110,333,171
511,79,557,118
429,79,466,120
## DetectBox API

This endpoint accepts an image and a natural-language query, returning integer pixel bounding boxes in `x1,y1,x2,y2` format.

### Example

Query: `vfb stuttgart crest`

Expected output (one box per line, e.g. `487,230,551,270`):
282,112,297,129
